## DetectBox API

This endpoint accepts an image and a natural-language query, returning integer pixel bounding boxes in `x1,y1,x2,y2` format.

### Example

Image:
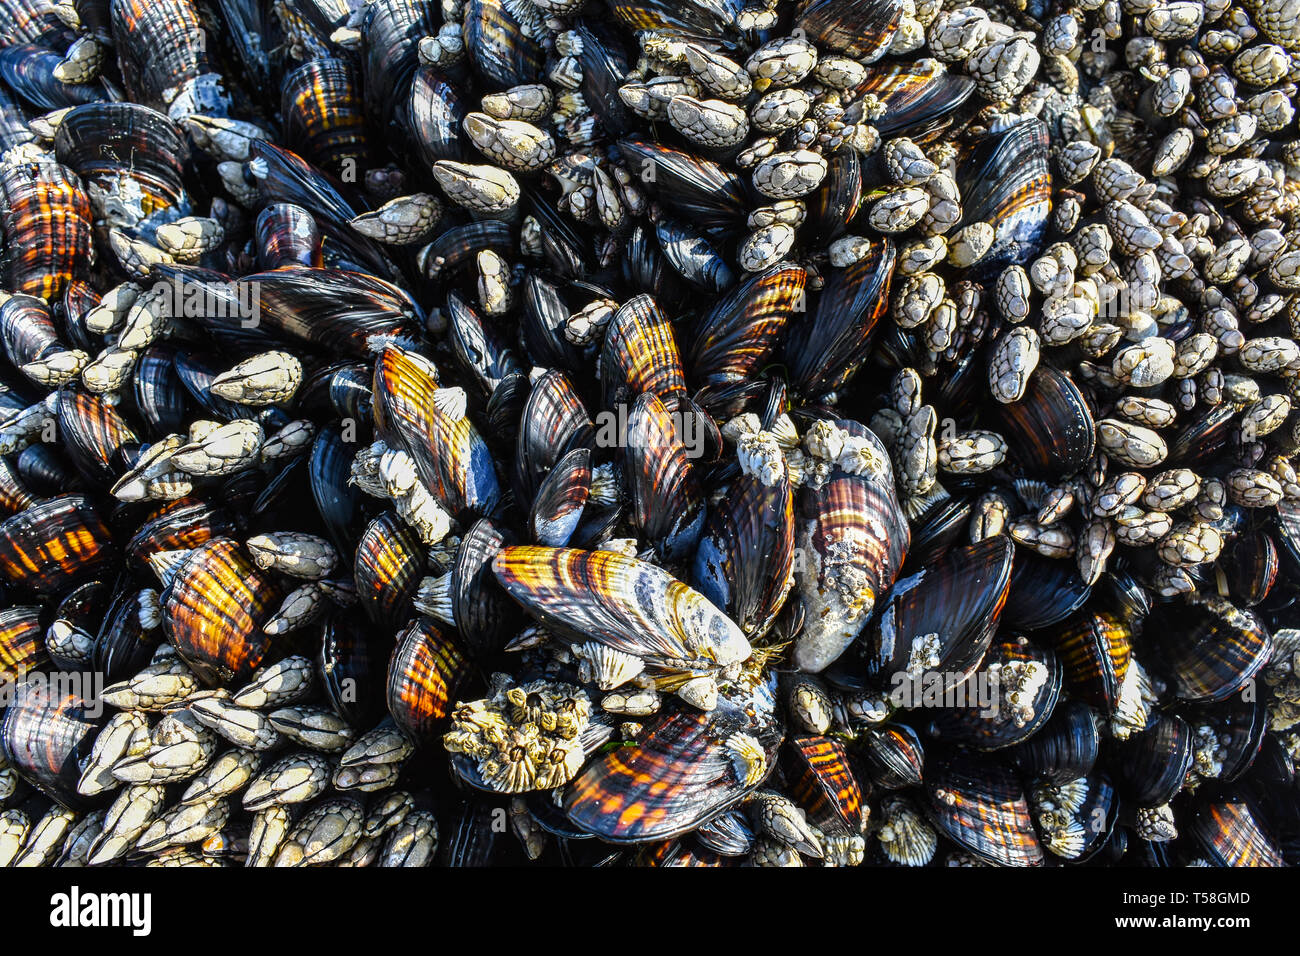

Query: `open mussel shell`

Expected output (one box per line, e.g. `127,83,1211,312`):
94,586,162,684
1145,598,1271,703
783,238,895,400
795,0,902,60
1111,713,1193,808
372,344,502,520
925,636,1061,751
163,538,281,687
1044,609,1131,715
0,494,115,596
860,535,1013,693
924,753,1044,867
601,294,687,411
386,618,468,741
993,365,1095,478
563,675,782,842
1189,790,1286,867
319,608,392,726
686,264,805,390
623,392,705,562
864,724,924,791
124,498,238,578
0,604,47,683
1003,551,1092,631
1010,699,1100,785
0,676,107,810
354,512,422,631
691,452,794,639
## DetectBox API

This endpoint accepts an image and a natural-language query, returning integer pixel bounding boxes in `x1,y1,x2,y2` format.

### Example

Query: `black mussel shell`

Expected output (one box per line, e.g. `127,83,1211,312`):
0,494,115,596
518,272,583,372
693,808,754,857
1183,696,1268,784
281,57,371,180
255,203,324,271
993,365,1095,478
402,66,468,168
530,447,590,548
0,44,105,112
0,160,93,300
319,608,391,726
607,0,744,46
617,139,747,239
447,290,524,399
925,636,1061,751
420,221,510,282
1189,790,1286,867
163,538,281,687
1003,550,1093,631
133,344,189,436
1011,699,1100,785
463,0,545,90
386,618,468,741
923,753,1044,867
864,724,925,790
783,238,895,400
654,217,734,295
309,425,361,554
515,368,593,506
852,59,975,141
0,676,107,810
94,586,162,684
795,0,902,60
1030,771,1118,862
353,512,422,631
957,118,1052,276
622,391,705,562
860,535,1013,694
444,518,519,659
362,0,439,123
1168,404,1235,469
1146,598,1271,703
56,387,140,488
0,455,39,515
805,150,863,240
1225,530,1279,608
1112,713,1193,808
563,675,783,843
906,494,972,568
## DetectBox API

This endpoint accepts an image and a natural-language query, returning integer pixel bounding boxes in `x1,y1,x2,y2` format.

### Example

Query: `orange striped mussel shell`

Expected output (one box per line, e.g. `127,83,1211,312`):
386,618,468,740
0,494,115,596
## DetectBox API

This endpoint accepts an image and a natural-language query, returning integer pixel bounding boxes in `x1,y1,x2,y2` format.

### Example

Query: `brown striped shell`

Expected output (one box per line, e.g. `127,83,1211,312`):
785,735,865,833
386,618,468,740
0,494,115,596
600,293,687,411
925,754,1044,867
1190,795,1286,867
353,512,422,630
281,58,372,180
1046,609,1131,714
1147,597,1271,703
0,159,93,300
623,391,705,561
56,386,140,487
993,365,1096,478
163,538,281,686
0,604,47,684
686,263,806,389
124,498,238,578
0,676,106,810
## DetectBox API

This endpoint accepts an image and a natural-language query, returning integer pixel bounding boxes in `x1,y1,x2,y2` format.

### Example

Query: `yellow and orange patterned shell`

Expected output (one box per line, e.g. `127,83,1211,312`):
386,618,468,740
0,605,47,684
0,494,115,595
562,676,782,843
686,264,806,387
281,57,371,179
786,735,865,833
0,457,37,518
111,0,213,105
0,677,106,811
354,512,422,630
0,160,93,300
124,498,238,577
164,538,281,686
1191,798,1286,867
600,294,686,410
925,755,1044,867
56,387,140,487
1048,609,1131,713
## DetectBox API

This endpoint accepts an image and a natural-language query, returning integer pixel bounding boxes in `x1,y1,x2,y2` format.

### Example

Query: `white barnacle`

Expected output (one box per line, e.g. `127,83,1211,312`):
725,732,767,787
906,632,942,677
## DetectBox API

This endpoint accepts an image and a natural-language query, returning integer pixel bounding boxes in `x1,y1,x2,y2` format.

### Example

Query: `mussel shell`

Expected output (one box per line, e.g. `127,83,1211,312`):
1225,530,1278,608
420,221,509,282
319,608,392,726
361,0,439,123
372,344,502,519
463,0,545,90
864,724,925,790
447,291,524,399
124,498,237,578
924,753,1044,866
1045,609,1131,714
622,391,705,561
860,535,1013,692
0,44,105,111
654,217,734,294
783,238,895,400
906,494,972,568
132,344,190,436
402,66,468,168
0,455,38,517
805,150,863,240
1189,791,1286,867
692,809,754,856
617,139,747,239
353,512,422,631
686,264,805,389
0,676,106,810
1184,696,1268,784
1032,771,1118,862
0,158,93,300
93,585,162,684
562,675,782,842
1010,698,1100,785
852,59,975,141
1168,403,1234,469
925,636,1061,751
309,425,361,554
163,538,281,686
281,57,370,179
601,294,687,411
111,0,215,107
255,202,324,272
1145,599,1271,703
1003,550,1093,631
514,368,593,506
1111,713,1193,808
957,118,1052,276
576,20,634,139
248,267,421,357
795,0,902,60
0,494,115,596
0,604,47,683
530,447,590,548
993,365,1095,478
55,387,141,488
606,0,744,46
385,617,468,740
784,734,866,832
448,518,519,658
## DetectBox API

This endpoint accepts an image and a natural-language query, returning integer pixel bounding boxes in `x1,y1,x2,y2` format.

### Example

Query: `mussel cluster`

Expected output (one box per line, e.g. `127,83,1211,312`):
0,0,1299,868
